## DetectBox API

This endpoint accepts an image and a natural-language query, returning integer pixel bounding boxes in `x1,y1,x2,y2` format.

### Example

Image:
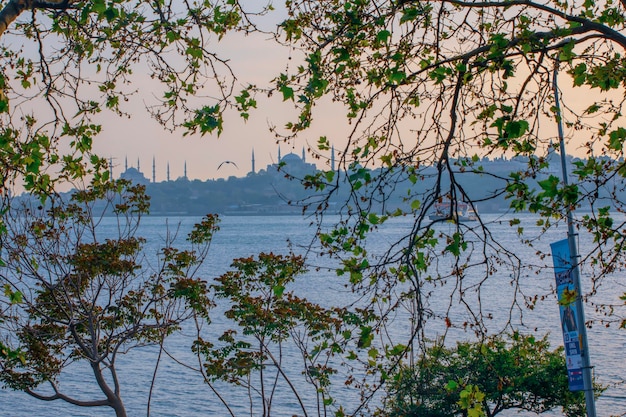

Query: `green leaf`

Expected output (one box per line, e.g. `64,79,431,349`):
400,8,420,23
318,136,330,150
388,343,407,356
571,63,587,86
273,284,285,297
444,233,466,256
184,105,223,136
445,380,459,391
3,284,22,304
584,103,600,114
389,69,406,85
92,0,106,14
608,127,626,151
166,30,180,43
280,85,294,101
537,176,559,197
376,29,391,43
505,120,529,139
358,326,373,348
368,347,378,358
558,40,576,62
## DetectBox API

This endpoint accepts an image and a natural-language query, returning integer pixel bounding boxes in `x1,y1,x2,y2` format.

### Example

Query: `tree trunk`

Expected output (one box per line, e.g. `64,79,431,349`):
91,361,128,417
110,397,128,417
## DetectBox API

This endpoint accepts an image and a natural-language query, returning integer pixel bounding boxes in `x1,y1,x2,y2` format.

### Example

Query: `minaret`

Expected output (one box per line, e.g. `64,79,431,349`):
125,156,128,171
251,149,256,174
184,161,187,179
331,145,335,171
278,146,281,162
137,158,140,172
109,157,113,179
302,147,305,162
152,156,156,183
167,162,170,181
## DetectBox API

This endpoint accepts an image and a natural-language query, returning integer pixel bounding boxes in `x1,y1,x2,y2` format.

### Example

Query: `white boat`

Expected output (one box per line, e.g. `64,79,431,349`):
428,199,478,222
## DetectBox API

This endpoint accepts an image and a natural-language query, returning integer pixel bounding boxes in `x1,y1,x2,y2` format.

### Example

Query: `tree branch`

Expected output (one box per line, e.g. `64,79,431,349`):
26,384,110,407
410,0,626,49
0,0,76,36
0,0,27,37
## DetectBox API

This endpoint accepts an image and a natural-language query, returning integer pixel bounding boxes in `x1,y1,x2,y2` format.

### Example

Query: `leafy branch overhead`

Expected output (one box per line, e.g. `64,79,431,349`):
280,0,626,141
0,0,269,193
275,0,626,303
276,0,626,209
274,0,626,268
274,0,626,413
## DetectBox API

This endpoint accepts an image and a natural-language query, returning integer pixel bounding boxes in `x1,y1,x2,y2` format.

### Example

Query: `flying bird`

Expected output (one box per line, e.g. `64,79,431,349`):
217,160,238,170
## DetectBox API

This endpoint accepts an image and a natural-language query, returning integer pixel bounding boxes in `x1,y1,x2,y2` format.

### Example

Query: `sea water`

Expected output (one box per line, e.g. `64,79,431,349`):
1,214,624,416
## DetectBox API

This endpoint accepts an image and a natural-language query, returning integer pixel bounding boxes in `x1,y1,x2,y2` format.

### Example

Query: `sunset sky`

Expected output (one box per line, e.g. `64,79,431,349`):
12,3,604,185
89,5,343,183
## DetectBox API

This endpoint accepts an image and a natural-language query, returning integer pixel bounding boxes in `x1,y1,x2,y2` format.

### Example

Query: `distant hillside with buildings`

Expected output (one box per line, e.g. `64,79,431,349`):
102,147,618,216
116,148,322,215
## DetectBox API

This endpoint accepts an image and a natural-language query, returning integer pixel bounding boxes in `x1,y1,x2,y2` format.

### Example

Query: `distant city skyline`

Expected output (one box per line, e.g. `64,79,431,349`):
111,144,593,184
102,146,618,217
113,145,326,183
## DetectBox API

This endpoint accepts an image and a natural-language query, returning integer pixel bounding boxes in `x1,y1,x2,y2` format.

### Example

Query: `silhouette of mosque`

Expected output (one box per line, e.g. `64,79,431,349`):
97,146,597,216
116,157,151,185
113,146,323,183
257,147,318,177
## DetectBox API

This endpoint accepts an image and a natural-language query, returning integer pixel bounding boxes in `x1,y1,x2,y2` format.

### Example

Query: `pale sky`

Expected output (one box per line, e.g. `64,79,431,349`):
92,16,326,182
12,4,614,186
92,58,601,184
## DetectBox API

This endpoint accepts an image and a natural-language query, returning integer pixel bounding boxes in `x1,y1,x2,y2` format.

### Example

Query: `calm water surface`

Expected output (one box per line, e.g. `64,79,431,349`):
1,214,625,416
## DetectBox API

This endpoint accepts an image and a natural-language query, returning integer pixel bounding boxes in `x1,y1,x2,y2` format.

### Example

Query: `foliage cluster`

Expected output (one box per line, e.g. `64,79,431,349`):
0,179,217,416
0,0,270,195
383,333,588,417
1,0,625,415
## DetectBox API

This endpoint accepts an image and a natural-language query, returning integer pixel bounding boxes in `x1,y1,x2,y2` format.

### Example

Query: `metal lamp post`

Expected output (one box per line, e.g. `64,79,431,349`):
552,63,597,417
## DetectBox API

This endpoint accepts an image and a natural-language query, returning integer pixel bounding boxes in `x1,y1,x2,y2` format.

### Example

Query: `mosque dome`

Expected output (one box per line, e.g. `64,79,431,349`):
280,153,303,164
120,167,149,185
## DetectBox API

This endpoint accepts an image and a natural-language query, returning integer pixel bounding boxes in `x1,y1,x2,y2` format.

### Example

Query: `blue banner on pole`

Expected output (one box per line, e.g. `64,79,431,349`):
550,238,585,392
